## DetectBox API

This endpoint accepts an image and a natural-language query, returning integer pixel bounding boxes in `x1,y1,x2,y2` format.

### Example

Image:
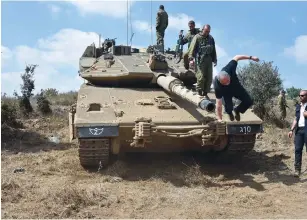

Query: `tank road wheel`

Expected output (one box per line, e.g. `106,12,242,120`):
78,138,110,169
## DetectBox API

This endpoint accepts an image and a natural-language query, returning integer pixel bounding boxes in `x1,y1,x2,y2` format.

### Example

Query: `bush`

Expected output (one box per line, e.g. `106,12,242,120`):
237,61,283,120
1,101,23,128
42,88,59,97
52,91,78,106
36,90,52,115
286,86,301,100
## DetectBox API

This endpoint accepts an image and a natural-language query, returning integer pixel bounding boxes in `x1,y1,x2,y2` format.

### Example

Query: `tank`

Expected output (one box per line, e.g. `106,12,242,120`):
69,39,263,169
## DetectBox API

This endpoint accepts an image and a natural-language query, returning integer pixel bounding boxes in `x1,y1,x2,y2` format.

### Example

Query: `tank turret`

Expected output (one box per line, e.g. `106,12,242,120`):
78,42,215,112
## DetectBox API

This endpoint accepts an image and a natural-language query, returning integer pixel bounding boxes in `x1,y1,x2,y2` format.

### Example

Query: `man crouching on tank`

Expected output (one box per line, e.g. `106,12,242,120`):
214,55,259,121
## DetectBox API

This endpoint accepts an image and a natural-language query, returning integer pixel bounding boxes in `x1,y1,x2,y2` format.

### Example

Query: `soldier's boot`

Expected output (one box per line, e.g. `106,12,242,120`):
202,92,210,100
197,89,204,96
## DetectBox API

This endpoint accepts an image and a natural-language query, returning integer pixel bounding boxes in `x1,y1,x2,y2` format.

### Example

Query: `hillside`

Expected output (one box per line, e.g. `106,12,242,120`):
1,91,307,219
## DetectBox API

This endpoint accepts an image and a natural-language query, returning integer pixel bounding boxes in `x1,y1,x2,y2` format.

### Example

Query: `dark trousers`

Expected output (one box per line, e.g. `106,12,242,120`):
294,127,307,171
222,86,253,114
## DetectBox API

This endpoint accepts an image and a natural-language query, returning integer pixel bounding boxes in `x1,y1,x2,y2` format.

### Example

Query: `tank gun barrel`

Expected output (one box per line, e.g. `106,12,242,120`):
156,75,215,112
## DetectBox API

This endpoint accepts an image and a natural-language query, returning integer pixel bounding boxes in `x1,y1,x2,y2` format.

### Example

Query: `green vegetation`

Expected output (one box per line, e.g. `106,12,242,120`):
237,60,283,120
286,86,301,100
13,64,37,116
36,89,52,115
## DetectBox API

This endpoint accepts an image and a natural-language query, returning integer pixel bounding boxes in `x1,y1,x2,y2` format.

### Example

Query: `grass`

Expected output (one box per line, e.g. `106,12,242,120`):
1,90,307,219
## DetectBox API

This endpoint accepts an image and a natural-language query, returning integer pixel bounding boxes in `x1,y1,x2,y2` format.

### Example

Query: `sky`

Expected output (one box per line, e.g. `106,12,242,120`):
1,0,307,95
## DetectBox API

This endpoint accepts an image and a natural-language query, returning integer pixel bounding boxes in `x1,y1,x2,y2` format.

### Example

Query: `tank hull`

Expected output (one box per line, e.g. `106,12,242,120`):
70,84,262,168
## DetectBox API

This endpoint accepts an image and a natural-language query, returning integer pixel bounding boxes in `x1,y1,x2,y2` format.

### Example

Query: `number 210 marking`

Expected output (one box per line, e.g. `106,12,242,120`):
239,126,252,134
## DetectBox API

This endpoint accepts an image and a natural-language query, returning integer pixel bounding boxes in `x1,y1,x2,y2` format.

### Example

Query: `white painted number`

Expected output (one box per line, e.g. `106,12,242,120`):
239,126,252,134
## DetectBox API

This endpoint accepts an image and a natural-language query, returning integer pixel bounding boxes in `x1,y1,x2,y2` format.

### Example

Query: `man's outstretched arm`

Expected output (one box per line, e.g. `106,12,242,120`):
233,55,259,62
216,98,223,121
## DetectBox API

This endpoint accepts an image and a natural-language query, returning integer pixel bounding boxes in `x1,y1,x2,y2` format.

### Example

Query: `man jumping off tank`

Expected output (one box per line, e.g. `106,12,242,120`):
214,55,259,121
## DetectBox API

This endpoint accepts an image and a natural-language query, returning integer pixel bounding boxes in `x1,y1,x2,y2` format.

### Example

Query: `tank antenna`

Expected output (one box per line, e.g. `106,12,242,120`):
129,0,134,47
150,0,153,45
99,33,101,48
127,0,129,46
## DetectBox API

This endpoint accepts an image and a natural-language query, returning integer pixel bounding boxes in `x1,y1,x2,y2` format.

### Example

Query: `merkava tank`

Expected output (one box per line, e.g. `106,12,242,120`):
69,37,263,169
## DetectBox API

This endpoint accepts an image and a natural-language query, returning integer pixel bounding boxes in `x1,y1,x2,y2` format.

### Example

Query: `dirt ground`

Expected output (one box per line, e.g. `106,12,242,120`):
1,117,307,219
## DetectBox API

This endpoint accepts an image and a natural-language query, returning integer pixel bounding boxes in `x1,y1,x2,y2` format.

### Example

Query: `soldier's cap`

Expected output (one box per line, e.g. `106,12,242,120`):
188,20,195,25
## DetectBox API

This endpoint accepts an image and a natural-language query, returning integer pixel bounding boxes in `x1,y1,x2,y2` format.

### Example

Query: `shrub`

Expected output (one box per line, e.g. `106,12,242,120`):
237,61,283,120
36,90,52,115
1,101,22,128
42,88,59,97
286,86,301,100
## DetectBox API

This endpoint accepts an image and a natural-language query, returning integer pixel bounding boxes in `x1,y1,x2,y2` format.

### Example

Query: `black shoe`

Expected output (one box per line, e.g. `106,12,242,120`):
234,109,241,121
227,113,235,121
294,169,301,177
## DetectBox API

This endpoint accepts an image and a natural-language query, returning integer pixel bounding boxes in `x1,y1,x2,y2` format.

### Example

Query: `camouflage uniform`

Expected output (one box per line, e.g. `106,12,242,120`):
278,93,288,120
156,8,168,51
188,33,217,96
179,28,201,49
179,28,202,69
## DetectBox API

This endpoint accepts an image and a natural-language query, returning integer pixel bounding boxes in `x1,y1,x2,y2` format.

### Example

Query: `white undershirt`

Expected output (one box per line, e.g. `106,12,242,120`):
298,102,307,127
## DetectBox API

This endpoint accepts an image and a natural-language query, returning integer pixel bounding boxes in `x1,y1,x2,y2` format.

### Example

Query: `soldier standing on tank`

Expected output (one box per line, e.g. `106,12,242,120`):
179,20,201,49
179,20,202,70
187,24,217,98
156,5,168,53
278,89,289,120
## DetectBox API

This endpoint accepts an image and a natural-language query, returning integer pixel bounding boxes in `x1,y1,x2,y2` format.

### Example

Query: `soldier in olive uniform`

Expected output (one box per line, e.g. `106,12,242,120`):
278,90,289,120
179,20,202,69
156,5,168,52
188,24,217,97
179,20,201,48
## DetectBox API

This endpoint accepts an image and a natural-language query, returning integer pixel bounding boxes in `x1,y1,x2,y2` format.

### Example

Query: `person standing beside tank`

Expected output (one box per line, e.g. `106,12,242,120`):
156,5,168,52
187,24,217,98
214,55,259,122
278,89,289,120
288,89,307,177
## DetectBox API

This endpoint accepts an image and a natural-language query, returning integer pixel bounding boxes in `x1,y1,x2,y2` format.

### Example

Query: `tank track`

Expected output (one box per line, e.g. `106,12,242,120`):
226,134,256,153
210,134,256,162
78,138,110,168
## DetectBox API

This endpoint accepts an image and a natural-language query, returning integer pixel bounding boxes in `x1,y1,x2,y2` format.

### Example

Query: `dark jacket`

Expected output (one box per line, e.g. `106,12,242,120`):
295,103,307,134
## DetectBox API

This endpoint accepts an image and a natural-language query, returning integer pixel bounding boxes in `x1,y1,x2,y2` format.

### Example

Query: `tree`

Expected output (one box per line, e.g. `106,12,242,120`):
286,86,301,99
237,61,283,120
14,64,38,116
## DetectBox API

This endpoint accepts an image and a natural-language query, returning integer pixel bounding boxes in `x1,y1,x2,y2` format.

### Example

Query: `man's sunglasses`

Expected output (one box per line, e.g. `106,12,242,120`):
299,94,306,97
